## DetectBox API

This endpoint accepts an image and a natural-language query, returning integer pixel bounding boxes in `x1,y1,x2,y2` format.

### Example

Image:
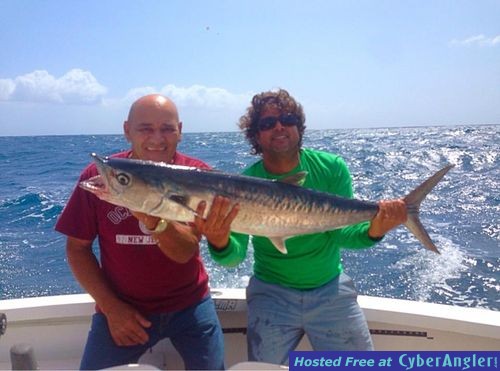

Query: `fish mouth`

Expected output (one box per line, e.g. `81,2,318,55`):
79,175,110,198
80,174,106,191
78,153,111,198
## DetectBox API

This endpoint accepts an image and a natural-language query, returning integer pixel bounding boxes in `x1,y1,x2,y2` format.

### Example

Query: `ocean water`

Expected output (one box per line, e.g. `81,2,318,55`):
0,125,498,310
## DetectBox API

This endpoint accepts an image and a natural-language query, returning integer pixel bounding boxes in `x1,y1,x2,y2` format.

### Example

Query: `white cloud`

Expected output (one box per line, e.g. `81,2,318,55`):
111,84,252,111
123,86,157,102
159,84,251,109
1,68,252,120
450,34,500,47
99,84,253,132
0,79,15,100
0,69,107,104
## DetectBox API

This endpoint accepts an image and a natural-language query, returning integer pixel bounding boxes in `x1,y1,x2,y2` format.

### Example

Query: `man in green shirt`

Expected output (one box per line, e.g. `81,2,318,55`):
198,89,407,365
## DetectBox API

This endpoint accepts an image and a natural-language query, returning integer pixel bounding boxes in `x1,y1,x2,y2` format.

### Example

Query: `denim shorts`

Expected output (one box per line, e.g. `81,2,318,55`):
246,273,373,365
79,295,224,370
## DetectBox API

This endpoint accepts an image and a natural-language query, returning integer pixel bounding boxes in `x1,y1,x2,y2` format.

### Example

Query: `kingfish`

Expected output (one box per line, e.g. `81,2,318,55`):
80,153,453,254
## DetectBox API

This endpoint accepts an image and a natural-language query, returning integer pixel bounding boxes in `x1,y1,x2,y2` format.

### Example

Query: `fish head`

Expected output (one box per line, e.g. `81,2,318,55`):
79,153,165,213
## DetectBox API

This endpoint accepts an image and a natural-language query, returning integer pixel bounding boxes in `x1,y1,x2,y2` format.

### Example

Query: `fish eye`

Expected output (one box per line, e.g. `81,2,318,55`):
116,173,130,186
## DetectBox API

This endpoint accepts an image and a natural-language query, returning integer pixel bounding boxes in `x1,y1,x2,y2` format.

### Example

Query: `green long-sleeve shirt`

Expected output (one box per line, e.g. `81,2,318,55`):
209,148,381,289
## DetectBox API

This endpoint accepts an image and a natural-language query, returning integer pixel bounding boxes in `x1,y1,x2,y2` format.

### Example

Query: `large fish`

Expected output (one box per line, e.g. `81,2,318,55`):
80,153,453,254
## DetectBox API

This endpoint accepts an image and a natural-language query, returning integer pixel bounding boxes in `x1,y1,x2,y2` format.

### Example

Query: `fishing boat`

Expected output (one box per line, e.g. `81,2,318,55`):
1,289,499,370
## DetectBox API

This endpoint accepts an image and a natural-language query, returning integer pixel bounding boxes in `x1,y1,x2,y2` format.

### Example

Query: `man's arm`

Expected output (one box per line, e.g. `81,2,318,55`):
66,236,151,346
131,212,201,263
327,155,407,246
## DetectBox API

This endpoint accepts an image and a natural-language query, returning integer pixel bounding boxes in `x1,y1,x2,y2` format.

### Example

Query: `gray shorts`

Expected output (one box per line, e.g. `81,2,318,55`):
246,273,373,365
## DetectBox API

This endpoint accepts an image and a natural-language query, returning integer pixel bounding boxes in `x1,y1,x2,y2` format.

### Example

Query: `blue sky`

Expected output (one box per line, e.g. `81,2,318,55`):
1,0,499,136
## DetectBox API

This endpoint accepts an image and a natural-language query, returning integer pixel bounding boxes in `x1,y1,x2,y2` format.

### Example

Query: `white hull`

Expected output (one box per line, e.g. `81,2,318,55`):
1,289,499,369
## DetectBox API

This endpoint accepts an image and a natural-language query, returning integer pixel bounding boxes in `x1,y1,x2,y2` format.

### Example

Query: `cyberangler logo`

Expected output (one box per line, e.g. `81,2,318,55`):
399,353,498,370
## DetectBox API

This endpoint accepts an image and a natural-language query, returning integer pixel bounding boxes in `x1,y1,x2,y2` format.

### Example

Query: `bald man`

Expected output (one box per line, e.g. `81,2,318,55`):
55,94,224,370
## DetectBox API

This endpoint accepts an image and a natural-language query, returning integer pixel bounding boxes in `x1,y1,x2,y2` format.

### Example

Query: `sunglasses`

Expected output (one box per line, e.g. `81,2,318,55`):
257,113,300,131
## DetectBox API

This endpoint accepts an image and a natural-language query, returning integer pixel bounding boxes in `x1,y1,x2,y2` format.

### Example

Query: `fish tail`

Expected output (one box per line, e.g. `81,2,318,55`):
402,165,454,254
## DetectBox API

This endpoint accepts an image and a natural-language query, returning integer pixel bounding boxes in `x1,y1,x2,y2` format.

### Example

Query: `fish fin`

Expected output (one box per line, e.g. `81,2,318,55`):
277,171,308,186
168,194,198,215
269,237,288,254
403,164,454,254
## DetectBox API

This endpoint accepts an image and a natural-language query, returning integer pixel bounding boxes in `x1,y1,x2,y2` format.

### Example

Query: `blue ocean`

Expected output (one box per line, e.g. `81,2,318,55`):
1,125,498,310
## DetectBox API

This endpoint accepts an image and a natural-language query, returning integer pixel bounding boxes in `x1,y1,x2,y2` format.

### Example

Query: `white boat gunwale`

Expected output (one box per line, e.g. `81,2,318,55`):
1,290,499,370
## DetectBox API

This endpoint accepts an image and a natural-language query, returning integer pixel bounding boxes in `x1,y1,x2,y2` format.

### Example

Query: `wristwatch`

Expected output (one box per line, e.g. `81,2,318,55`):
146,218,169,234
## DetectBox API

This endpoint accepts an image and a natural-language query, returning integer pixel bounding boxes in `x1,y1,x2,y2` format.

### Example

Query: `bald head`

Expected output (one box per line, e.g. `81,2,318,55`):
128,94,180,123
124,94,183,162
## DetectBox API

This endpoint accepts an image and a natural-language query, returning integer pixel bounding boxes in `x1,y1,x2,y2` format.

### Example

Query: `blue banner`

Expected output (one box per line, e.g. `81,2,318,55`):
289,351,499,371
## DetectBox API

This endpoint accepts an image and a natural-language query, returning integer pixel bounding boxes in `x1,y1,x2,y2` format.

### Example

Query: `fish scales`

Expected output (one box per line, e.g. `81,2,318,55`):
170,168,378,235
80,154,454,254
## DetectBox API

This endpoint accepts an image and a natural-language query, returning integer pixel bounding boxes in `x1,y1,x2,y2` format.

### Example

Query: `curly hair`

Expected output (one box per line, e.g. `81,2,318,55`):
238,89,306,155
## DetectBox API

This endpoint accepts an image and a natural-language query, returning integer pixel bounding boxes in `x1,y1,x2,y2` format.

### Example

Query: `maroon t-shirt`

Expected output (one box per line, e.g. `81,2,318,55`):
55,150,211,314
